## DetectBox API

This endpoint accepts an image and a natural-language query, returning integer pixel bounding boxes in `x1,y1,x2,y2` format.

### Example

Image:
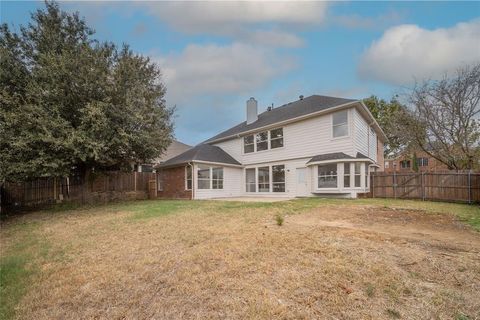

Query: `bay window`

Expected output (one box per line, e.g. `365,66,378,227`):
318,164,337,188
270,128,284,149
332,110,348,138
272,165,285,192
258,166,270,192
256,131,269,151
354,163,361,187
343,163,350,188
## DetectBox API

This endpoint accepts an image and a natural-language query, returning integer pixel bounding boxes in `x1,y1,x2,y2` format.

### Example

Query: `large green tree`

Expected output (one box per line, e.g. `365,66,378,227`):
0,2,173,181
363,95,411,157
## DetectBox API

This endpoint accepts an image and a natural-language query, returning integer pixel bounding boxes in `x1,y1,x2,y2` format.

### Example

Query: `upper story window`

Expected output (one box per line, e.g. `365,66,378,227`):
385,161,390,169
244,135,254,153
332,110,348,138
270,128,284,149
256,131,269,151
400,160,411,169
243,128,284,153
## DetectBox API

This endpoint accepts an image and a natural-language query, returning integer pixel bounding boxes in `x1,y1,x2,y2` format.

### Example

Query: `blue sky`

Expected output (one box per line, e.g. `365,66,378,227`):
2,1,479,145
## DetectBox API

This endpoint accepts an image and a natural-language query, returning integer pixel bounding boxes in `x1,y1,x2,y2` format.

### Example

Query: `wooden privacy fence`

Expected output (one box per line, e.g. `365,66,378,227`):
1,172,156,213
367,172,480,203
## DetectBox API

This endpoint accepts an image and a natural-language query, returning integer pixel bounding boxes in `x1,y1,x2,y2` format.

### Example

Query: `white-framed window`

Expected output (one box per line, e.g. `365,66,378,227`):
385,161,390,169
354,163,362,187
157,170,164,191
318,163,337,188
197,165,210,189
243,128,284,154
244,135,254,153
416,157,429,167
258,166,270,192
270,128,284,149
272,165,285,192
400,160,410,169
246,168,256,192
212,167,223,189
256,131,269,151
332,110,348,138
343,163,350,188
185,166,192,190
245,165,286,193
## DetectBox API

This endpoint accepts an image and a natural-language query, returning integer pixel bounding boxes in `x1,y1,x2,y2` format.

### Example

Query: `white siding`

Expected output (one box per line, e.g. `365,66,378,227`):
369,128,377,162
214,108,356,165
193,165,243,199
353,108,369,157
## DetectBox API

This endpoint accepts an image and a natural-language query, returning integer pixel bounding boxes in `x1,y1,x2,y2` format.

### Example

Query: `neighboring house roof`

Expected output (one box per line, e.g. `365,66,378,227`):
307,152,372,164
204,95,357,143
159,144,241,168
156,140,192,163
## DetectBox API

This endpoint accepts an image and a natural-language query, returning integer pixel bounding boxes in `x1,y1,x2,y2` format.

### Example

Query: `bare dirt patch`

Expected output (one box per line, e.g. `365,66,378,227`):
3,201,480,320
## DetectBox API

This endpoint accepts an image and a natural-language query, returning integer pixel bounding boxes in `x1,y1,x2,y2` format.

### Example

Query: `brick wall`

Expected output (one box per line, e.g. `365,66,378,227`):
376,138,385,172
384,151,449,173
157,166,192,199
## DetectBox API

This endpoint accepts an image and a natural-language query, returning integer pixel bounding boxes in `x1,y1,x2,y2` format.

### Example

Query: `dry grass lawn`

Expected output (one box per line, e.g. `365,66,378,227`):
1,198,479,320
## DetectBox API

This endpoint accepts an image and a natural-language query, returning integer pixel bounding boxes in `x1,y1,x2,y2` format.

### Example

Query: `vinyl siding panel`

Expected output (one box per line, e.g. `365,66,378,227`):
353,108,369,158
213,108,356,165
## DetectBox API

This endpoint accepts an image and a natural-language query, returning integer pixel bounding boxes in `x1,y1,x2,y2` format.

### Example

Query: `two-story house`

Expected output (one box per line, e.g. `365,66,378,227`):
157,95,387,199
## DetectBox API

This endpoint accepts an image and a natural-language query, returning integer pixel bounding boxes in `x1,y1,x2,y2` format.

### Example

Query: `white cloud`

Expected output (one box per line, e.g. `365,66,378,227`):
156,42,296,104
135,1,326,47
142,1,328,32
359,20,480,84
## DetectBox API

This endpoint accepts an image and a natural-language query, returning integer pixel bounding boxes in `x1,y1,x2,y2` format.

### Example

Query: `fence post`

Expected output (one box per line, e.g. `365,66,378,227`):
372,173,375,198
421,172,425,201
468,171,472,204
393,170,397,199
134,172,137,192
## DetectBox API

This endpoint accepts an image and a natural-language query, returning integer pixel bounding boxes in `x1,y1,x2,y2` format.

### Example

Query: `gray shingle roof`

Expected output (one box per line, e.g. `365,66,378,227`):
307,152,372,163
204,95,357,143
158,144,241,168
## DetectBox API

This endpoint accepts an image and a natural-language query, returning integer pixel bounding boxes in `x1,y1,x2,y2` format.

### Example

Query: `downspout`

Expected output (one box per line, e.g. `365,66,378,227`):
187,162,194,200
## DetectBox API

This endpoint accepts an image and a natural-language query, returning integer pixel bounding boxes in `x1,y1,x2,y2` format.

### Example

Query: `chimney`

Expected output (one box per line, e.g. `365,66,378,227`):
246,97,258,124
